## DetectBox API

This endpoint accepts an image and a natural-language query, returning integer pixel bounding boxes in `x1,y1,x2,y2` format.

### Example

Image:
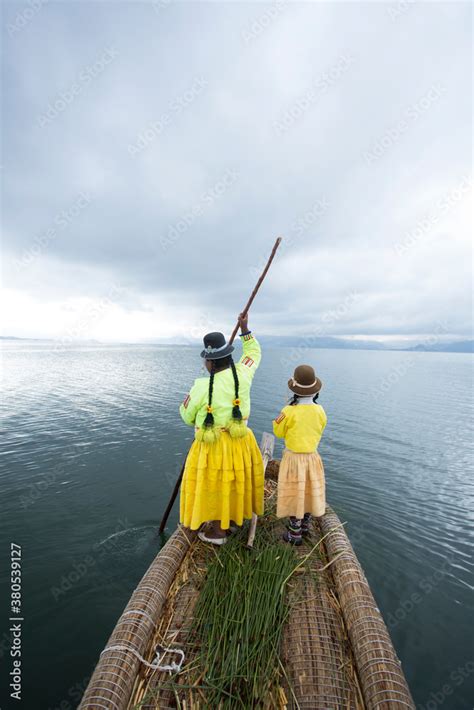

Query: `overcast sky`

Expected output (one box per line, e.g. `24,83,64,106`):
2,1,472,343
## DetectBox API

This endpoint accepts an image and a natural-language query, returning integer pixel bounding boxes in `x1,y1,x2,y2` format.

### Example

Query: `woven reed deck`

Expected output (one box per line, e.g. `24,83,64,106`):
79,448,415,710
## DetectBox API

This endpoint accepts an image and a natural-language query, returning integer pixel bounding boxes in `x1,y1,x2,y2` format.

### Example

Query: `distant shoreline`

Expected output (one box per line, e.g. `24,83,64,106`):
1,335,472,354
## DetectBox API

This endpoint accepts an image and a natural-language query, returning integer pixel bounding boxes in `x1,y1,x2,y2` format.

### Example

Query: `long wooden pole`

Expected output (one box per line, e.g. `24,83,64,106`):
158,237,282,534
227,236,282,345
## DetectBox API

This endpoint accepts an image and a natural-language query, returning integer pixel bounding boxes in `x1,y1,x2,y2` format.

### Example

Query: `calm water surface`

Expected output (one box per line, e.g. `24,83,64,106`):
0,342,473,709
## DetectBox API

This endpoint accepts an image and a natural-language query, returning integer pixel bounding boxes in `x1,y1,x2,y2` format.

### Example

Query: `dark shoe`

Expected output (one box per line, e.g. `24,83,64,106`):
282,530,302,546
301,513,312,537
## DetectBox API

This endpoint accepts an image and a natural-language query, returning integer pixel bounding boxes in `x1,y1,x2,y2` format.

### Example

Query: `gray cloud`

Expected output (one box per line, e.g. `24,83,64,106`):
2,1,472,340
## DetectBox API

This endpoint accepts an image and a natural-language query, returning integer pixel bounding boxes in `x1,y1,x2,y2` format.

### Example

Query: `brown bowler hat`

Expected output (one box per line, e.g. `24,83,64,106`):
288,364,322,396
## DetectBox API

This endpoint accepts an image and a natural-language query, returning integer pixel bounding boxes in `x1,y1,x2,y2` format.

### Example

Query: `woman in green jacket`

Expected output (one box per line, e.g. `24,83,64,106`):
179,314,264,545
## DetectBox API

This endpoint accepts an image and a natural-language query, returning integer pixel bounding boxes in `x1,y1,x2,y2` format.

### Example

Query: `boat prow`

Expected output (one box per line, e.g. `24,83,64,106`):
79,434,415,709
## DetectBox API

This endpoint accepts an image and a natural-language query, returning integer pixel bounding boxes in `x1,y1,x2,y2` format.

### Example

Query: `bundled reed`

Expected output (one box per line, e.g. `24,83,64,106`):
79,526,196,710
128,534,212,709
319,508,416,709
280,514,364,710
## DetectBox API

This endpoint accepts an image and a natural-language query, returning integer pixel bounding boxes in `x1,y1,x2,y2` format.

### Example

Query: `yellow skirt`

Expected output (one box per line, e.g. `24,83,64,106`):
276,449,326,519
180,428,265,530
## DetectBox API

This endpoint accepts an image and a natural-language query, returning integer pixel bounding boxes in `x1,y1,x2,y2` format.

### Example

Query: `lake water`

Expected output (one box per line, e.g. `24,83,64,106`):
0,341,473,709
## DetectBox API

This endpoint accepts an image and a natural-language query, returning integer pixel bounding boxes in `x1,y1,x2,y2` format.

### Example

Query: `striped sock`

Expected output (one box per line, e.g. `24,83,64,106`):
288,517,302,542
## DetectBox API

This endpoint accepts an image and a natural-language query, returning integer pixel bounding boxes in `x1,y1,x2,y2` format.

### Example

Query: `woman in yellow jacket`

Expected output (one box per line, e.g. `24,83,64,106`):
179,314,264,545
273,364,327,545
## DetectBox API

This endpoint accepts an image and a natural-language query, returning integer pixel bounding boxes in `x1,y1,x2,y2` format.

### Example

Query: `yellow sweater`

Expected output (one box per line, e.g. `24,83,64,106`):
273,403,327,453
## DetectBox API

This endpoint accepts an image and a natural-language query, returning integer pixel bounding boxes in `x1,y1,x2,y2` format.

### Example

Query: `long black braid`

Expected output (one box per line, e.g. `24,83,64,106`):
230,360,243,421
200,356,246,440
203,361,215,428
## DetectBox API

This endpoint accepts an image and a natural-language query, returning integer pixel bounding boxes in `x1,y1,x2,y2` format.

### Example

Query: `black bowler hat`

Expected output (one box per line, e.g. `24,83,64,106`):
200,332,235,360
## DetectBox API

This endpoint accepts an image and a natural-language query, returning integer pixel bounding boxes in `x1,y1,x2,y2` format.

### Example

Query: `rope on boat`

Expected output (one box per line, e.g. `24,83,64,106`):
100,642,185,674
122,608,157,627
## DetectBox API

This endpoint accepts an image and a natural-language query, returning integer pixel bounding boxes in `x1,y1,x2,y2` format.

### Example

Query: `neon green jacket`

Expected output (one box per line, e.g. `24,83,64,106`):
180,333,261,429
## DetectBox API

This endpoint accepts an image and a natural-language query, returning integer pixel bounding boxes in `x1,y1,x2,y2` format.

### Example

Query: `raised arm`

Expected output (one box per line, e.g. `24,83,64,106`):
236,313,261,378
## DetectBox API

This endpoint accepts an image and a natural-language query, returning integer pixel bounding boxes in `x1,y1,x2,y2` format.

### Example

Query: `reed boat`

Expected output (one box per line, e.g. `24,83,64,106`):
79,434,415,710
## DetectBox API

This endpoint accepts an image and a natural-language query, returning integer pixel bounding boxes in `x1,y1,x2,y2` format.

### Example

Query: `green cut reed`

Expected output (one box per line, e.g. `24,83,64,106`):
190,527,298,708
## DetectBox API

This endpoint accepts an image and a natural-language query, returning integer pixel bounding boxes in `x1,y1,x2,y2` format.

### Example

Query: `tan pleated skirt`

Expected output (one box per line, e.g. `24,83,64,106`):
276,449,326,519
